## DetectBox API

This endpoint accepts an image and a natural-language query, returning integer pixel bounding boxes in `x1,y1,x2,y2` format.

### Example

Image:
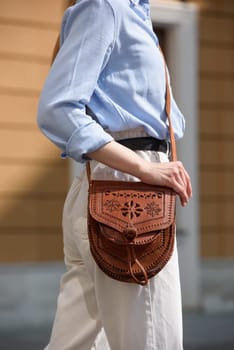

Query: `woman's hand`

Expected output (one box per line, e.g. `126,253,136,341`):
87,141,192,207
138,160,192,207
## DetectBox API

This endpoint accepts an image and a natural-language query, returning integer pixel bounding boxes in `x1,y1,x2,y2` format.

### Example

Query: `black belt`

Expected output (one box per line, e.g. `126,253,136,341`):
117,137,169,153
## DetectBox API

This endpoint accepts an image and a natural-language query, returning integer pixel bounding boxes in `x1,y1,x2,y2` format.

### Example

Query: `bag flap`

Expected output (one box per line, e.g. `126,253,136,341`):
89,180,176,234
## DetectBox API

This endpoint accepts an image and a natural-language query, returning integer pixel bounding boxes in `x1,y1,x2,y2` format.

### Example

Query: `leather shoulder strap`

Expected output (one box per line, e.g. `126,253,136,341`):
160,48,177,162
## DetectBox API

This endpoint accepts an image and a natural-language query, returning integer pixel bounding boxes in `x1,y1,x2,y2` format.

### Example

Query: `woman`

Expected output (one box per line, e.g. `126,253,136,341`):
37,0,192,349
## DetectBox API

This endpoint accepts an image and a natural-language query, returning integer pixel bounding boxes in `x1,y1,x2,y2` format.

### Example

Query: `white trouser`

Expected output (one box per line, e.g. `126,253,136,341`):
45,133,183,350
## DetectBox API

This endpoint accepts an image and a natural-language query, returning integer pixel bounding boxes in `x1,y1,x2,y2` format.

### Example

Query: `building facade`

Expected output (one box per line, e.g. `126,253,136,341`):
0,0,68,262
0,0,234,313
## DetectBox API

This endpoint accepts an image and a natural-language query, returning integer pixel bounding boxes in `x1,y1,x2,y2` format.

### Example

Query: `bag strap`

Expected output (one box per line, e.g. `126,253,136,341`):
161,51,177,162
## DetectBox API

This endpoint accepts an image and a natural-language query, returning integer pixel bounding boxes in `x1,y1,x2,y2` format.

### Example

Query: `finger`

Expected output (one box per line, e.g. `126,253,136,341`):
180,169,192,201
184,169,193,198
172,181,188,207
167,166,188,206
173,172,189,206
176,162,192,199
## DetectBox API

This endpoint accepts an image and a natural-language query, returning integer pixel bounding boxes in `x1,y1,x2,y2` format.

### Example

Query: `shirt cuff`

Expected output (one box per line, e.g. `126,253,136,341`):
61,122,114,163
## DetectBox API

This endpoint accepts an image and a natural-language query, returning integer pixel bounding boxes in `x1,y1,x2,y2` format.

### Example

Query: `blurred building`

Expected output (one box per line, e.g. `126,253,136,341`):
0,0,233,328
0,0,68,263
191,0,234,313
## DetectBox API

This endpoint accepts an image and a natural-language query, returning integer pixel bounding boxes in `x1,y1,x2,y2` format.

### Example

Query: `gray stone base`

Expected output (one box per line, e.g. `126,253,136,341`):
202,258,234,313
0,262,65,329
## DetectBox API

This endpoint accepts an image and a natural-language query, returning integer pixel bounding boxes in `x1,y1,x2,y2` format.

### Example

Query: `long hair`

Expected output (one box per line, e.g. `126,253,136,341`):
51,0,77,64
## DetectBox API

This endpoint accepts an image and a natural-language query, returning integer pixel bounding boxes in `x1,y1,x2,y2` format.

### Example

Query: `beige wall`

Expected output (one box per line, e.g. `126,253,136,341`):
0,0,68,262
0,0,233,262
192,0,234,256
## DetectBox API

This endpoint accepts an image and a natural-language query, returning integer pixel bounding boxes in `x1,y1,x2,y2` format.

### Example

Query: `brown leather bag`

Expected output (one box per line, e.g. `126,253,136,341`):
87,55,177,285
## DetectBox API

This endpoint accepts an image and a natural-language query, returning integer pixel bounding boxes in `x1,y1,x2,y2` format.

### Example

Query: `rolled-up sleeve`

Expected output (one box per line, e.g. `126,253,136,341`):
37,0,115,163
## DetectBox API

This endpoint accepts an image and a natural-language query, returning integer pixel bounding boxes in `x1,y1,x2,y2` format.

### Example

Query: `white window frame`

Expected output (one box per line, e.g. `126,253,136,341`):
151,0,200,308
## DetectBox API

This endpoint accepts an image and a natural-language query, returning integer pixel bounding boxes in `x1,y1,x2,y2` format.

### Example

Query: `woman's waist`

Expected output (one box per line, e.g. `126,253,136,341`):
106,127,170,154
106,126,149,140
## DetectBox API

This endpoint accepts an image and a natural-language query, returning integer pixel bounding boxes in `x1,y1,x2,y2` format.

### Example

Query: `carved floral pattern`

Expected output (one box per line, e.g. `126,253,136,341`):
144,202,162,217
104,199,121,212
121,200,143,219
104,193,162,218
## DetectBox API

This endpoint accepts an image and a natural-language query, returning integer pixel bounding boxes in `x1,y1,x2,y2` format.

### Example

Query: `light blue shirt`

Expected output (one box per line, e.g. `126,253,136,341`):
37,0,185,163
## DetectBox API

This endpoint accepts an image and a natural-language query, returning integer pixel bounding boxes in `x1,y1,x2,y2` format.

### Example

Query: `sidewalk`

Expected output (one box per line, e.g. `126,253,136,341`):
0,311,234,350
